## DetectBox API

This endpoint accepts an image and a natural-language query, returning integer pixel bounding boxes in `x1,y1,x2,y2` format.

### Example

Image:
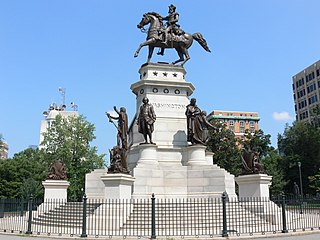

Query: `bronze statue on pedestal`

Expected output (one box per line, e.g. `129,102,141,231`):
134,4,211,66
47,160,67,180
185,98,217,145
137,97,156,144
240,148,265,175
106,106,130,174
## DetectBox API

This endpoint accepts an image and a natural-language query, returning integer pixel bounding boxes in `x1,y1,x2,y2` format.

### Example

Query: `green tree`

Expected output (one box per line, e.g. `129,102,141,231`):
41,114,105,201
261,148,287,195
241,129,272,158
0,148,47,199
310,104,320,128
278,121,320,194
309,169,320,193
206,119,242,176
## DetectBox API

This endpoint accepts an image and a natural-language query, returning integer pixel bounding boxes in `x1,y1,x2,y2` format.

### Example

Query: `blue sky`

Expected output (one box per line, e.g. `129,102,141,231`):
1,1,319,159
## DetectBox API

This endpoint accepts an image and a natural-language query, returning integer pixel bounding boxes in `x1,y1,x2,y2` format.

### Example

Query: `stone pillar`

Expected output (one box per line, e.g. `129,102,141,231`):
186,144,208,166
42,180,70,201
136,144,159,166
101,174,135,200
235,174,272,199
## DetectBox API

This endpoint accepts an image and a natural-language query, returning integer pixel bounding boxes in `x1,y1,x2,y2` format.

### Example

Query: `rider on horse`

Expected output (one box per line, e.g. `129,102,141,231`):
161,4,183,46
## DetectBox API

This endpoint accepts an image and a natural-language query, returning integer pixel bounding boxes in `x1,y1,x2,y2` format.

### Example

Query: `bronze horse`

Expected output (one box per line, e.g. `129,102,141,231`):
134,12,211,66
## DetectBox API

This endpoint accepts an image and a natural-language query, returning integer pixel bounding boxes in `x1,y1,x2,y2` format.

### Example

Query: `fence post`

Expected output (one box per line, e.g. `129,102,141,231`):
80,194,88,238
26,195,33,234
0,198,4,218
222,191,228,237
151,193,156,239
281,194,288,233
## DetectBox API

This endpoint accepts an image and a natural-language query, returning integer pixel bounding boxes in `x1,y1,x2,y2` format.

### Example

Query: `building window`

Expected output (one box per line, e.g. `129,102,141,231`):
240,127,245,133
239,121,245,127
249,121,255,127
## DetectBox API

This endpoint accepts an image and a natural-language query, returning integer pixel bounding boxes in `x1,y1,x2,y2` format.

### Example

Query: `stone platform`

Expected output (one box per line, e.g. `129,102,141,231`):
126,63,236,199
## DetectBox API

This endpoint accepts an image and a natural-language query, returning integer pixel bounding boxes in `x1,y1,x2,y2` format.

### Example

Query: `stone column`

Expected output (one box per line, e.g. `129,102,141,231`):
136,144,159,166
186,144,208,166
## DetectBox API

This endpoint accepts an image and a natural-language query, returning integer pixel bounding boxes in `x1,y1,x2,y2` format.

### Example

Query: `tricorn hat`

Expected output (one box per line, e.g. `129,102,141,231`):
169,4,176,11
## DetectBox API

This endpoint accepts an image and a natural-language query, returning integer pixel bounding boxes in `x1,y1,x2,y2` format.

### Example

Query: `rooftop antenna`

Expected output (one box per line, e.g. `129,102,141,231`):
58,87,66,110
71,102,78,111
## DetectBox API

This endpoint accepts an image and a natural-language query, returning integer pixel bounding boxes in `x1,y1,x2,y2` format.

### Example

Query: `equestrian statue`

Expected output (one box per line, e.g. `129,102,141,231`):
134,4,211,66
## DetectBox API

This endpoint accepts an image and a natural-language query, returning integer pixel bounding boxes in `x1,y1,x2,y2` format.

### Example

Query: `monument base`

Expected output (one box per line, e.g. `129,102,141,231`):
101,173,135,200
235,174,278,223
42,180,70,201
235,174,272,199
129,144,236,199
85,169,108,199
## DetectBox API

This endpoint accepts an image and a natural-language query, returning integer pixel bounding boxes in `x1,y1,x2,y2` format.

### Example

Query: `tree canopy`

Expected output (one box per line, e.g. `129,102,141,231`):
0,148,47,199
206,119,242,176
278,121,320,194
41,114,105,200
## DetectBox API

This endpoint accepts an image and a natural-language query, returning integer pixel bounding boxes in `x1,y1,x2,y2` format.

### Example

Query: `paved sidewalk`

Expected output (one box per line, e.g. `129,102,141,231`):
1,231,320,240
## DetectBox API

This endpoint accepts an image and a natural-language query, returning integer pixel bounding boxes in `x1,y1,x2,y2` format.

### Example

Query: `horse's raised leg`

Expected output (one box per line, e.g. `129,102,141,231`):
180,47,191,66
147,45,155,63
134,39,156,58
172,48,184,65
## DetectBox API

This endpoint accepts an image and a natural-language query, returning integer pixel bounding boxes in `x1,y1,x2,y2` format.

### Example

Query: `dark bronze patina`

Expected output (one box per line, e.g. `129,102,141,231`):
240,148,265,175
106,106,130,174
185,98,216,145
106,106,129,150
134,5,211,66
108,146,129,174
137,97,156,144
47,160,67,180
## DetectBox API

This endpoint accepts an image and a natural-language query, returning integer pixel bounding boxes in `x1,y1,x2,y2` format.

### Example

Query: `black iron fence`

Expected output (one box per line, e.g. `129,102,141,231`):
1,194,320,238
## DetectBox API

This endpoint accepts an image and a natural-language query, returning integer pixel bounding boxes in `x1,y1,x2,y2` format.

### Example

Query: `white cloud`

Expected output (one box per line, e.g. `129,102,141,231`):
272,112,293,121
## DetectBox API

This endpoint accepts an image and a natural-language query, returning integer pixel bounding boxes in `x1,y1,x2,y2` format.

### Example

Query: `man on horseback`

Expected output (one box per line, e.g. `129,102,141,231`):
134,5,211,66
161,4,182,46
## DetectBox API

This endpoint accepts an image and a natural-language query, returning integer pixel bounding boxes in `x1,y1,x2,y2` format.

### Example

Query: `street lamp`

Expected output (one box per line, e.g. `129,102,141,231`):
298,161,303,214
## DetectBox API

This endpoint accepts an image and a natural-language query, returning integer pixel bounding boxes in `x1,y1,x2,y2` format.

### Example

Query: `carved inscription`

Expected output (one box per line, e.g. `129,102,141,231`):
151,102,186,109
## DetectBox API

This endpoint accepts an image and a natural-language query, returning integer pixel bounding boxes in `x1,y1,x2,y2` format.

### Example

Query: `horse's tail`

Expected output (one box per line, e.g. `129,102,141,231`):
192,32,211,53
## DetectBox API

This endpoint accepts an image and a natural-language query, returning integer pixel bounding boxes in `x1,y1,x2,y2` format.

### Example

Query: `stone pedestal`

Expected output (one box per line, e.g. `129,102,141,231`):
186,145,207,166
42,180,70,201
125,63,237,199
235,174,278,223
235,174,272,199
101,174,135,200
136,144,159,166
85,169,108,199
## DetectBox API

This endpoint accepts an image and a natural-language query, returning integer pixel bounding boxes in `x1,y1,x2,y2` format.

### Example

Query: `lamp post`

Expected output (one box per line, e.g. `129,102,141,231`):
74,174,77,201
298,161,303,214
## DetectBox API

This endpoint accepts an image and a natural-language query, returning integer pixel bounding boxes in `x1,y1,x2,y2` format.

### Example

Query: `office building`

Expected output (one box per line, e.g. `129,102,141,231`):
207,110,260,139
292,60,320,123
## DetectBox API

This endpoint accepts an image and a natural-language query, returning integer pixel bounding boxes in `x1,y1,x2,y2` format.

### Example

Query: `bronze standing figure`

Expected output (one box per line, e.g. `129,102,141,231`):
185,98,216,145
134,5,211,66
106,106,130,174
137,97,156,144
106,106,129,150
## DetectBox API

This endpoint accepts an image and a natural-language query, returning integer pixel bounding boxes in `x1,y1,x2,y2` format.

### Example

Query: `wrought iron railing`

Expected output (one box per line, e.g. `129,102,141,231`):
1,194,320,238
